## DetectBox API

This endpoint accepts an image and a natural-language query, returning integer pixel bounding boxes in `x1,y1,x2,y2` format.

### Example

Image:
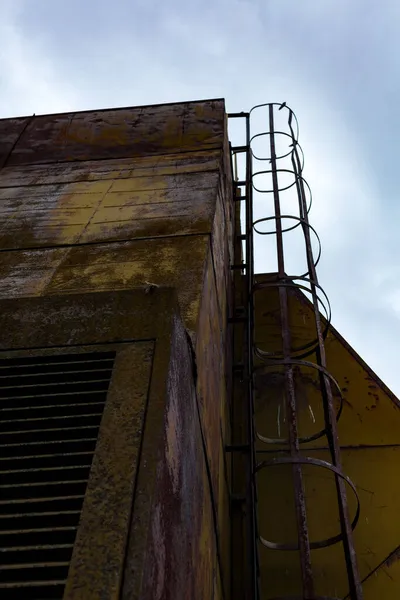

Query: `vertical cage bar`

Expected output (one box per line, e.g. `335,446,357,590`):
245,114,259,600
229,101,364,600
268,105,314,598
229,101,363,599
290,126,363,599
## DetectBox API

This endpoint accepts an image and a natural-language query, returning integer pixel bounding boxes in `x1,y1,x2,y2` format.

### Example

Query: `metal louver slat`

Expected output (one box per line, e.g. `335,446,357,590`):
0,350,115,599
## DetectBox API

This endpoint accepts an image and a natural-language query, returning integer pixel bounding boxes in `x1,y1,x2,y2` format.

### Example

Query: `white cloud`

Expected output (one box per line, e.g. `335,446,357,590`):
0,0,399,397
0,1,78,116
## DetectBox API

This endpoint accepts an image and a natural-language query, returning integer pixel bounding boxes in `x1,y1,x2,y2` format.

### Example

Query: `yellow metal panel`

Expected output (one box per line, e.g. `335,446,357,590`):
254,278,400,598
362,555,400,599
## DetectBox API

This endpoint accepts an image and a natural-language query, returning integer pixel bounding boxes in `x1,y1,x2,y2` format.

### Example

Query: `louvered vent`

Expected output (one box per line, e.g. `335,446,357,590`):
0,350,115,599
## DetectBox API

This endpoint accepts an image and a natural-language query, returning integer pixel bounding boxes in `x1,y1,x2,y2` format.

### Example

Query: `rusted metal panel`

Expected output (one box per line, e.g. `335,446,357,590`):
2,100,225,166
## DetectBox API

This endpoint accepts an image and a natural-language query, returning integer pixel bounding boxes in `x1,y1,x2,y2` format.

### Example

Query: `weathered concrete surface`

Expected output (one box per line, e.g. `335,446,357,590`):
0,235,210,334
0,99,234,599
0,288,178,350
0,100,225,165
123,314,217,600
64,342,154,600
0,162,220,249
0,289,225,600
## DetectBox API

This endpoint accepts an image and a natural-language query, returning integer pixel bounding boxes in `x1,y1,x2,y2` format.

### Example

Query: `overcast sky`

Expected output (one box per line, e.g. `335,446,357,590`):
1,0,400,396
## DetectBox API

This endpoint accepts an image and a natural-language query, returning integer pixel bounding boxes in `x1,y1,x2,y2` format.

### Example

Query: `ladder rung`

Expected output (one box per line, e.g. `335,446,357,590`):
228,307,246,324
225,444,250,453
235,306,246,314
231,145,248,154
230,494,246,504
228,316,247,324
227,112,249,118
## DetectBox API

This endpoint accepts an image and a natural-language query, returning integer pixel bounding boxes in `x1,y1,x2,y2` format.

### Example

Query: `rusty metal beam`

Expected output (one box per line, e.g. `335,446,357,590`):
268,104,314,598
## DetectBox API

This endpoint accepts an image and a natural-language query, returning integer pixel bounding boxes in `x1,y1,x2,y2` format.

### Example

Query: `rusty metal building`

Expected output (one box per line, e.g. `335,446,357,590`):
0,99,399,600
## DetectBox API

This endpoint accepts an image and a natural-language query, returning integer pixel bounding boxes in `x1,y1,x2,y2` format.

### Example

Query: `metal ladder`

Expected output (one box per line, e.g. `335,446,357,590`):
227,103,363,600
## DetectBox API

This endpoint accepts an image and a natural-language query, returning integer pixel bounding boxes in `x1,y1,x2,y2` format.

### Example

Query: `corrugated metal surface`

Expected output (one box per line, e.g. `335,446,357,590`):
0,351,114,599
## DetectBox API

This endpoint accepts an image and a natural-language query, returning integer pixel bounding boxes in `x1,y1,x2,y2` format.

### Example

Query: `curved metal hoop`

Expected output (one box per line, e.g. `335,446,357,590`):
252,168,298,194
250,130,305,170
236,101,362,597
255,456,360,550
253,359,343,445
252,168,312,213
252,278,332,360
252,216,322,277
249,102,300,143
